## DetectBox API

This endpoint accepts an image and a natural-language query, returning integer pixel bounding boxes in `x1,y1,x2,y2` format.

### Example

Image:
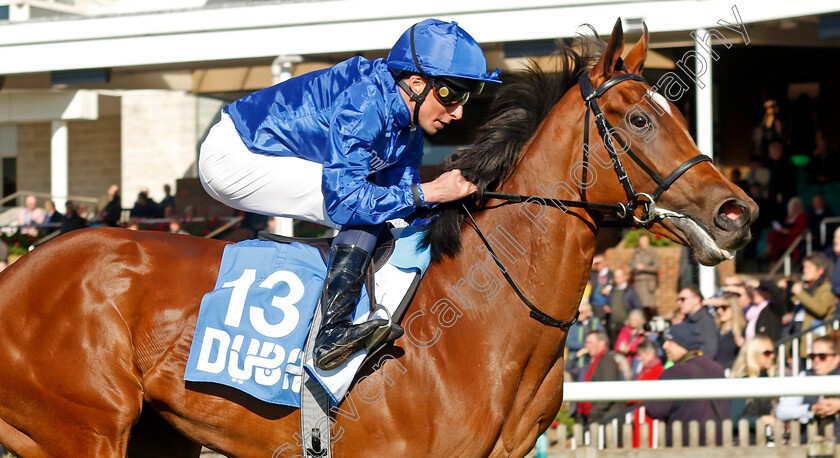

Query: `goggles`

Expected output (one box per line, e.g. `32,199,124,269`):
432,79,483,106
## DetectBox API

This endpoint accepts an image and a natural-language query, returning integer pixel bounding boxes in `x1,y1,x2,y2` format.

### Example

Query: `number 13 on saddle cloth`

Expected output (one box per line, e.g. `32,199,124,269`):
184,226,431,407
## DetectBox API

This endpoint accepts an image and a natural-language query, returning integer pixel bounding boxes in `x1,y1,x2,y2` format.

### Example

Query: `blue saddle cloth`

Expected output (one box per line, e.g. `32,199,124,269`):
184,227,430,407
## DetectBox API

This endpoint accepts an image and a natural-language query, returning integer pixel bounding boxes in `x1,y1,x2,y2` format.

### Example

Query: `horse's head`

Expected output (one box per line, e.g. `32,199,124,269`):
583,19,758,265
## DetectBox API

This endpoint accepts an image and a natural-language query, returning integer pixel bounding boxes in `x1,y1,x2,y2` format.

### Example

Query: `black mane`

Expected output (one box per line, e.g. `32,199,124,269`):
421,35,605,261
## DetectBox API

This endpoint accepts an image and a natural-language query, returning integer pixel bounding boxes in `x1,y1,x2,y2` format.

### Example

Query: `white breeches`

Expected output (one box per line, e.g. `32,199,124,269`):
198,112,338,228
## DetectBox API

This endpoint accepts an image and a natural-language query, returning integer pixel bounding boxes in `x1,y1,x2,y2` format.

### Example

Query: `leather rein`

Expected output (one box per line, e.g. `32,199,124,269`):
464,71,712,331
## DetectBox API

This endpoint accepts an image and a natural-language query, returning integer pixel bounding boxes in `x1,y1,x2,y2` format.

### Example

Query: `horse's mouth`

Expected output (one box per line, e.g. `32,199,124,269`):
663,215,735,266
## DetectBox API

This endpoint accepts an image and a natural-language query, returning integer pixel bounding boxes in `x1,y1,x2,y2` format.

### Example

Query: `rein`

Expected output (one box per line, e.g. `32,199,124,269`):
463,71,712,330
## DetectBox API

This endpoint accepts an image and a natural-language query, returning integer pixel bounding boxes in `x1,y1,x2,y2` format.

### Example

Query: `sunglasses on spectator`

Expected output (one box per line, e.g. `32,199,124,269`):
808,353,836,361
715,305,731,311
676,296,694,302
762,350,775,357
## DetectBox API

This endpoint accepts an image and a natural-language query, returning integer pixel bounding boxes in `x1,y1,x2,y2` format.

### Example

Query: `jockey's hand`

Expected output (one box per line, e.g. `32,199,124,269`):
420,169,477,204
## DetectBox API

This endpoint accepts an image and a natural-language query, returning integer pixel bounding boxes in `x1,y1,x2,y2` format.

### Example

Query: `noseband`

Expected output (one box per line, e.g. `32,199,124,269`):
466,71,712,330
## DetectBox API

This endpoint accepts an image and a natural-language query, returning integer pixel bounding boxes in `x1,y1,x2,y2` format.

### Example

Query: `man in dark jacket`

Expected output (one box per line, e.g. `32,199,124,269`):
606,267,642,343
646,322,729,446
572,330,624,425
60,201,88,235
588,254,613,321
677,286,718,359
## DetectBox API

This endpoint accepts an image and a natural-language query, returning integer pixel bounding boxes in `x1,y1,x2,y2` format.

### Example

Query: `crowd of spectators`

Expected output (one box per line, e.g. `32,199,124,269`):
1,184,189,270
566,97,840,445
564,241,840,446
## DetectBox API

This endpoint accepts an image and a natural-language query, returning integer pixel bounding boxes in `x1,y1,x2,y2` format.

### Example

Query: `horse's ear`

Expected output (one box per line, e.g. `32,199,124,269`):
589,18,625,85
624,23,648,74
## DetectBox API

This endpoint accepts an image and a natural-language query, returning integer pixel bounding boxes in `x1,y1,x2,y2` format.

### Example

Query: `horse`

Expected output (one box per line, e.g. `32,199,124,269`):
0,20,756,457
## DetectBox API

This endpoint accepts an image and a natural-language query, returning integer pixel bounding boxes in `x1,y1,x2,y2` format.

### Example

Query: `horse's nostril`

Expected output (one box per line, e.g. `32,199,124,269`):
719,201,743,221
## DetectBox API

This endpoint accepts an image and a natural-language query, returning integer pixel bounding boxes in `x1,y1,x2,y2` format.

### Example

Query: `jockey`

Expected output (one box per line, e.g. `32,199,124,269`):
198,18,501,370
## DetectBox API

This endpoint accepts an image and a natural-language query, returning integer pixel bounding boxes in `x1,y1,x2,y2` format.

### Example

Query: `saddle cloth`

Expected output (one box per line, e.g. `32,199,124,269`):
184,226,431,408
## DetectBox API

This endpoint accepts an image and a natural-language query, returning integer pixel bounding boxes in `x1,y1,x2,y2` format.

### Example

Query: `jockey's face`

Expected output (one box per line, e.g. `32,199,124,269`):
403,75,464,135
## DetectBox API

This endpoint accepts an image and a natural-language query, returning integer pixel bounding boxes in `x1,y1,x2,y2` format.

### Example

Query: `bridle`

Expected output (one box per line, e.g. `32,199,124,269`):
483,70,712,226
577,72,711,224
464,70,712,330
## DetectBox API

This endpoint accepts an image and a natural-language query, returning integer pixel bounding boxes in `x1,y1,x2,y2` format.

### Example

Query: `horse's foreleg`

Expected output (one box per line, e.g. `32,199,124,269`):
491,357,568,457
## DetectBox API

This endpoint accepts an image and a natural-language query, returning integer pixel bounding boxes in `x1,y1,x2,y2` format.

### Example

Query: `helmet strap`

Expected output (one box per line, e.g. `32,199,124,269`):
404,24,433,130
397,77,433,130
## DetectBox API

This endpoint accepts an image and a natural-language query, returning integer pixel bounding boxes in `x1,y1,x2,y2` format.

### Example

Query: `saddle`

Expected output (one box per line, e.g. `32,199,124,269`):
258,228,396,274
258,228,398,319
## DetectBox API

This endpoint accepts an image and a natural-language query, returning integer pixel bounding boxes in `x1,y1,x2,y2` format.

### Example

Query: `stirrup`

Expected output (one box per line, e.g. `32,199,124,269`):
364,304,404,351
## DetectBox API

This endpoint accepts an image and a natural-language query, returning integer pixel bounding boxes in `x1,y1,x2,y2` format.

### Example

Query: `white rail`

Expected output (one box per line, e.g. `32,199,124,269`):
564,375,840,402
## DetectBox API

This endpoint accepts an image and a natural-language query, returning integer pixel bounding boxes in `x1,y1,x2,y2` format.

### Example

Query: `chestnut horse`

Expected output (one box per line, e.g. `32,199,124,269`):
0,21,756,457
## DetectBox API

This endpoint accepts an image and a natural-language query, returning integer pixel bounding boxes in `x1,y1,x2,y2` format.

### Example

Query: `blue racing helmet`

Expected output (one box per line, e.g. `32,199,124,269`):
387,19,502,90
388,19,501,129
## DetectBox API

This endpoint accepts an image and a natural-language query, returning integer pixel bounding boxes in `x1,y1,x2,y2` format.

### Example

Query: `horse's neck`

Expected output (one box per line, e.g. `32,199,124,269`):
424,113,601,377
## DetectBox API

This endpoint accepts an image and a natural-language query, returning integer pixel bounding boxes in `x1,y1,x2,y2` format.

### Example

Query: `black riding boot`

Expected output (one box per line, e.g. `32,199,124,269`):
313,244,399,370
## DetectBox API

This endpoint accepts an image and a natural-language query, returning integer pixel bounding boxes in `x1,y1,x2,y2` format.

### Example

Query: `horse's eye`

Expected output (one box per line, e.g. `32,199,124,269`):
631,115,649,129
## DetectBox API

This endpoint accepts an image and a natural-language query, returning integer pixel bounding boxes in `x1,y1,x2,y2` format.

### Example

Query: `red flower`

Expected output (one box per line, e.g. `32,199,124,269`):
202,228,210,235
654,234,662,238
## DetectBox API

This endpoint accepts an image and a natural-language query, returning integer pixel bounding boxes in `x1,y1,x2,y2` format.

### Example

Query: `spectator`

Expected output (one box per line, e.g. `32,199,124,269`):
76,203,94,222
777,336,840,443
159,183,176,217
729,335,778,444
566,298,605,360
615,309,646,364
588,253,613,322
764,196,807,263
100,184,122,227
808,194,834,251
730,168,749,195
754,99,785,155
130,191,158,219
43,199,63,226
711,292,746,370
744,280,785,343
646,322,729,446
573,331,624,425
790,253,838,333
606,268,642,343
825,227,840,298
745,155,771,191
631,233,659,318
746,181,772,256
59,201,88,235
765,142,798,214
17,195,46,237
169,218,189,235
241,212,270,239
807,135,840,185
677,286,718,359
630,338,664,448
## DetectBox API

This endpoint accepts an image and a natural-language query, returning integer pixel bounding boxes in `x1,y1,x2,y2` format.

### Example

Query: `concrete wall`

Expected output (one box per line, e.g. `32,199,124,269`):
16,115,121,207
16,122,51,194
120,90,223,208
68,115,121,203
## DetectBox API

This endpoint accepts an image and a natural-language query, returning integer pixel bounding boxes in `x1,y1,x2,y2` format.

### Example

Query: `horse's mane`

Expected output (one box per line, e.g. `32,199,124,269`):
421,33,605,261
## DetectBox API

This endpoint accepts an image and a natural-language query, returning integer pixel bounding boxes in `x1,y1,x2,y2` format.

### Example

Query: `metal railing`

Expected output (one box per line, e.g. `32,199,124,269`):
766,230,812,278
557,376,840,453
0,190,98,208
775,318,840,377
821,217,840,248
